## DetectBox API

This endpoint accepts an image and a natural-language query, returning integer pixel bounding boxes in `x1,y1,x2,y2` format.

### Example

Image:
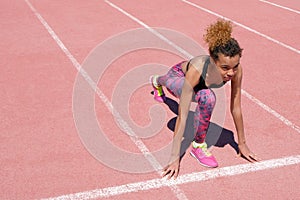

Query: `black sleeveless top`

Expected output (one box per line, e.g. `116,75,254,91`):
186,57,225,92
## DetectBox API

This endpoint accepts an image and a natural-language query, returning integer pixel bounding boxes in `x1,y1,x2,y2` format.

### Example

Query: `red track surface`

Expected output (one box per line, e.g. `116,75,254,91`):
1,0,299,199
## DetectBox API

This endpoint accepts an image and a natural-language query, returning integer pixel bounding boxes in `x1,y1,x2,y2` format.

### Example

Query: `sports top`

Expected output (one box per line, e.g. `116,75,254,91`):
186,56,225,92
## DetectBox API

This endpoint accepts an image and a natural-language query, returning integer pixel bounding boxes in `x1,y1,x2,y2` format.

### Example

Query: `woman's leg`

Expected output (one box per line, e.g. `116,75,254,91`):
151,62,185,102
193,89,216,143
190,89,218,168
156,62,185,98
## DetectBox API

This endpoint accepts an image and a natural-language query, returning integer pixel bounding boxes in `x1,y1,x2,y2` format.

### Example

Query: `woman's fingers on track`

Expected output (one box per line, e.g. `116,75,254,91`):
162,166,179,179
249,153,260,162
238,152,260,163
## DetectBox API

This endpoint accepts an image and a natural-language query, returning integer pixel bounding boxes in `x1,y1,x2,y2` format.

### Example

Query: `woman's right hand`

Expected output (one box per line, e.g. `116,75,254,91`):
162,157,180,179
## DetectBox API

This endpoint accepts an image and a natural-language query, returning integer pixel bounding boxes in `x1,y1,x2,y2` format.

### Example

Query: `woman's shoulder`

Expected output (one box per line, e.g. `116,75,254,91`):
188,55,209,71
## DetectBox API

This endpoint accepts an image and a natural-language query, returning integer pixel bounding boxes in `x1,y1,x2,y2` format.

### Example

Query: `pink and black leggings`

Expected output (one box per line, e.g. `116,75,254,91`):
157,62,216,143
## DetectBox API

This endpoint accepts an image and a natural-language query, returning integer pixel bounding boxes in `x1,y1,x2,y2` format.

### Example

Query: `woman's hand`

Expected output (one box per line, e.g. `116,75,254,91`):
162,158,180,179
238,143,259,162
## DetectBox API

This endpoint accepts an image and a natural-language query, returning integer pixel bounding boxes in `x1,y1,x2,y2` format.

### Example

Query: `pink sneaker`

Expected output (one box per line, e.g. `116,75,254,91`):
190,141,218,168
150,75,166,103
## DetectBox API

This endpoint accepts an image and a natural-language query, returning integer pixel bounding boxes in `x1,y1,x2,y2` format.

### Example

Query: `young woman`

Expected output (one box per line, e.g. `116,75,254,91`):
150,19,258,179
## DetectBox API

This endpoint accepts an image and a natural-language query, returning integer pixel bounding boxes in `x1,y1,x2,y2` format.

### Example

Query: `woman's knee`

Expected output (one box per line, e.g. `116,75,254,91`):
195,89,216,107
166,77,185,98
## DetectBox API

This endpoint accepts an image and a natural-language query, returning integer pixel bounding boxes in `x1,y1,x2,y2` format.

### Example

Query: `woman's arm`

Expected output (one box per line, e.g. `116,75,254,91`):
230,65,258,162
172,65,200,157
162,63,202,179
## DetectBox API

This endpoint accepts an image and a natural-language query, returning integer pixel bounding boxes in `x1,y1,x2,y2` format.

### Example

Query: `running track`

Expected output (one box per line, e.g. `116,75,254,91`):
1,0,300,199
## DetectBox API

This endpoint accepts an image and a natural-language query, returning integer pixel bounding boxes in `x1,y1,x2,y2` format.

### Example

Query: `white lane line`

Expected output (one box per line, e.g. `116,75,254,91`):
105,0,300,135
104,0,193,60
241,90,300,134
41,155,300,199
24,0,188,200
181,0,300,54
259,0,300,15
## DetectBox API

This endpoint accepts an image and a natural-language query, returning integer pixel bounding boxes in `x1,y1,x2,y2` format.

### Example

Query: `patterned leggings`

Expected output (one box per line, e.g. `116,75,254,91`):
157,62,216,143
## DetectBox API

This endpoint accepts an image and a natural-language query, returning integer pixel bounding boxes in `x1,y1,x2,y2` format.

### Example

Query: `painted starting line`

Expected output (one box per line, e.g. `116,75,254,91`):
41,155,300,199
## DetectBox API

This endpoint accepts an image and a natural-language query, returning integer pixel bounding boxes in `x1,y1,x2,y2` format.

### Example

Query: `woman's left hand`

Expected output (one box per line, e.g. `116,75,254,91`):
238,143,259,162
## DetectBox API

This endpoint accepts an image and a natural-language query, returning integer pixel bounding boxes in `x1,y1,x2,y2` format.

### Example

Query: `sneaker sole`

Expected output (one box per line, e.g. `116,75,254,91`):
189,151,218,168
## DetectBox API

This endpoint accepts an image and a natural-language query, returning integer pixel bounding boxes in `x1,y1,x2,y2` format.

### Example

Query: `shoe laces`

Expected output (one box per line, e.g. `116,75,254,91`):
197,143,212,157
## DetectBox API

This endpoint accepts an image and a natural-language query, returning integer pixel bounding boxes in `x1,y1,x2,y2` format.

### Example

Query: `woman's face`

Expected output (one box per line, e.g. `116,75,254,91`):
215,53,240,82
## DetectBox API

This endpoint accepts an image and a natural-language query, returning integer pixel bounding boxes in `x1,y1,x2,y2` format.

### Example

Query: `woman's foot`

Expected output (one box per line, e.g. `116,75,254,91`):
190,141,218,168
150,75,166,103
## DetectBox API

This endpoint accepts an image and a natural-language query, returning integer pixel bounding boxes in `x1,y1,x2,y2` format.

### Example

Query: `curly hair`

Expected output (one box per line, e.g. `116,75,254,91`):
203,19,243,60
